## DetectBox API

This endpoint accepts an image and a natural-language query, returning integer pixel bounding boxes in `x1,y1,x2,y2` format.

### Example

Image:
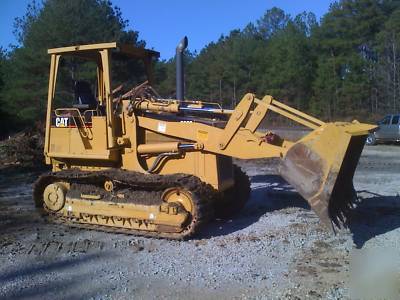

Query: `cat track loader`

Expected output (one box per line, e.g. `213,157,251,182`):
33,42,375,239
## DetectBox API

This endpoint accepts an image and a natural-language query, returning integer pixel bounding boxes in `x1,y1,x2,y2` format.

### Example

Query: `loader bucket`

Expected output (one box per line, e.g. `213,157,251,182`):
279,122,376,230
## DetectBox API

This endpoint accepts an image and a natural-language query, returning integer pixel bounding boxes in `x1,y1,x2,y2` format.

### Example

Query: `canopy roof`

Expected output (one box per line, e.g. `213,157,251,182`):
47,42,160,60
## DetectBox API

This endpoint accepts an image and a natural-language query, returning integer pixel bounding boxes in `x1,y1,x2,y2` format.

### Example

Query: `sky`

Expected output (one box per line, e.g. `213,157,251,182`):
0,0,335,60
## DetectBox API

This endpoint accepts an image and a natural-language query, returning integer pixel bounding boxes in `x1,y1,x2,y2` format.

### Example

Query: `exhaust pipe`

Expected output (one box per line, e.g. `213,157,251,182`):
176,36,188,100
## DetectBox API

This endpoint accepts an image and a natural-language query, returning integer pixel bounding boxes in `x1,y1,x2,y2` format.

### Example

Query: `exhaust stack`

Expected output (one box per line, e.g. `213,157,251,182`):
176,36,188,100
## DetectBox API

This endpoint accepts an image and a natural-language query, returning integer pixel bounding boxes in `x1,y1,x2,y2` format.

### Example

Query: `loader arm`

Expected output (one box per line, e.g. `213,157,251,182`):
136,93,375,229
137,94,296,159
137,93,370,159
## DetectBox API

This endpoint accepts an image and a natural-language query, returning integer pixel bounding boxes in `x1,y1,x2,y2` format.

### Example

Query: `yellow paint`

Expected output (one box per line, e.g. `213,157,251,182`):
42,42,376,234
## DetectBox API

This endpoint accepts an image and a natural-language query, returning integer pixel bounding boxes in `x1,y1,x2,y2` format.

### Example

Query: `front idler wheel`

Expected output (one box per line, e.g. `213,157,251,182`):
43,183,67,212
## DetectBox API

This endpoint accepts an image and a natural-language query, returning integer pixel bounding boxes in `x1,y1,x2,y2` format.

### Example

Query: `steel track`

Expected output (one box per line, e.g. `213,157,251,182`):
33,169,216,240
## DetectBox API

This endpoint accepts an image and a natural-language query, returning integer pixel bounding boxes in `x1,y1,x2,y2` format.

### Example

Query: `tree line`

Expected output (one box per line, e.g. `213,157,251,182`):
1,0,400,136
156,1,400,122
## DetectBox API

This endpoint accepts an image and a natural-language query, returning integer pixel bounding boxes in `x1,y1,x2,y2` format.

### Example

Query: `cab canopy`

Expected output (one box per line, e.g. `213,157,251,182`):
48,42,160,61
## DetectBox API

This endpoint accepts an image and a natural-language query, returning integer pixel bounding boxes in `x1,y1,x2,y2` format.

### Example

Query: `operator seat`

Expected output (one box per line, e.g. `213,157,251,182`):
73,81,98,110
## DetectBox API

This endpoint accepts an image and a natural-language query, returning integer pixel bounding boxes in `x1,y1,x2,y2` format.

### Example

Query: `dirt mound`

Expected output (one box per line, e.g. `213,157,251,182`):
0,122,45,167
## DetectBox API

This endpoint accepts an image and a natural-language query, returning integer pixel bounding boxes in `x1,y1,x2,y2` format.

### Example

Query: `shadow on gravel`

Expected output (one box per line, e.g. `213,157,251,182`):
0,165,49,187
348,192,400,248
0,253,111,299
198,175,310,239
0,165,50,238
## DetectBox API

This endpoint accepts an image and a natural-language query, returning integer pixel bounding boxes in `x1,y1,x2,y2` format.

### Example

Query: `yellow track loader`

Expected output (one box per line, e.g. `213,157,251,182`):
33,42,375,239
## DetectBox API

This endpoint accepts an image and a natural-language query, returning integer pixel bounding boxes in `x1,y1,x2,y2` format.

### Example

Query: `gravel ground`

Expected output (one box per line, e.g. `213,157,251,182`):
0,144,399,299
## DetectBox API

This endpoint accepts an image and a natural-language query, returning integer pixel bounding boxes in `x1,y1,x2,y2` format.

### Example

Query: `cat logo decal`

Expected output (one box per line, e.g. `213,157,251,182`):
55,117,69,127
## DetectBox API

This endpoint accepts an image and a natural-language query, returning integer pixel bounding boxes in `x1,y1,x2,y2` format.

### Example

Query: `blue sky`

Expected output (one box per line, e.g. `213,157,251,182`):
0,0,335,59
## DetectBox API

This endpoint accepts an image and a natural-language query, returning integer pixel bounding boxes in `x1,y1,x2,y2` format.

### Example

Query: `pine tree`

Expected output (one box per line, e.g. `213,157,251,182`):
2,0,143,125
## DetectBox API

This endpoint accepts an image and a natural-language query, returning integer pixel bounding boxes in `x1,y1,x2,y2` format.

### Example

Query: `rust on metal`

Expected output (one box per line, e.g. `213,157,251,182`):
280,134,368,230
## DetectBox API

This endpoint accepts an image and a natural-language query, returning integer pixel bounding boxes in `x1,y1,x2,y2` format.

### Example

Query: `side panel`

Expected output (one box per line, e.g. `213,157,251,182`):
49,128,71,154
120,123,234,190
50,116,108,155
48,116,120,169
91,116,108,151
122,149,233,191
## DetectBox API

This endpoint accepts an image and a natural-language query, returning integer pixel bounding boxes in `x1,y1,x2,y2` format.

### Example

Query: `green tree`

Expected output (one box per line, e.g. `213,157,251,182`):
2,0,144,125
375,8,400,112
256,7,290,40
154,50,195,99
0,48,10,136
185,30,265,106
310,0,388,119
256,16,317,110
0,48,5,92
